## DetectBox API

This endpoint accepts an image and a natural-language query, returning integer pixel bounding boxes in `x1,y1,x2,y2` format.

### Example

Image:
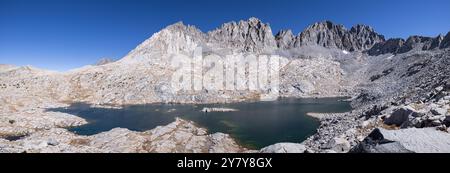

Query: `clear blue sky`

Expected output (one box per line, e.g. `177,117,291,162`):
1,0,449,71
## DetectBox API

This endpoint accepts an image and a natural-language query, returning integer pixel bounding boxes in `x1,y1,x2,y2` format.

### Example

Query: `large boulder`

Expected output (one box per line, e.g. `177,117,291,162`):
384,106,420,126
444,116,450,126
431,107,447,116
322,137,351,153
351,128,450,153
259,143,307,153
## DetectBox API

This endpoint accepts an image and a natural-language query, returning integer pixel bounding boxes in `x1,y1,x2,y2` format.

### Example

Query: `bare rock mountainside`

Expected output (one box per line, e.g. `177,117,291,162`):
1,17,449,153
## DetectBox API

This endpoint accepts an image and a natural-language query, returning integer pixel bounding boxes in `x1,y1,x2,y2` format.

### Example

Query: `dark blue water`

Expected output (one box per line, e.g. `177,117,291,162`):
47,97,351,149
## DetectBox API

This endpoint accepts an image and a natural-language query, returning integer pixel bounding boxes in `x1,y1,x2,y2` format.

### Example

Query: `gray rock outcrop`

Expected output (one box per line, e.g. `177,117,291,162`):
259,143,307,153
440,32,450,49
351,128,450,153
95,58,115,66
208,17,276,52
347,24,386,51
0,118,247,153
367,38,405,56
384,106,421,127
296,21,349,49
423,35,443,50
368,32,450,56
275,29,295,49
322,137,351,153
280,21,385,51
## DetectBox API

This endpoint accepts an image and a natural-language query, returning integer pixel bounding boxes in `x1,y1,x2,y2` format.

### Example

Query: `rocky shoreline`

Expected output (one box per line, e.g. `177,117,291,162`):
0,98,346,153
0,102,248,153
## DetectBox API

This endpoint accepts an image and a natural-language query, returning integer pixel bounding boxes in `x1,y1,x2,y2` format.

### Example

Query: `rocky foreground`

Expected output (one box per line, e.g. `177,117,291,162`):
1,18,449,153
0,103,247,153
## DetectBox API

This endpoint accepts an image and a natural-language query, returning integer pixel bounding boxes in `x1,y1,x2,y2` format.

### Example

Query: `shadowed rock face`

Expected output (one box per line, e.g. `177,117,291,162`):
399,36,433,53
440,32,450,49
368,32,450,56
275,21,385,51
297,21,349,49
367,38,405,56
423,35,444,50
347,24,386,51
122,17,444,58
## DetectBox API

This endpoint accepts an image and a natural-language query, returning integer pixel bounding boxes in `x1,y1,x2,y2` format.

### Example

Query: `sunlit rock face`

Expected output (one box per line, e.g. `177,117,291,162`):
208,17,277,53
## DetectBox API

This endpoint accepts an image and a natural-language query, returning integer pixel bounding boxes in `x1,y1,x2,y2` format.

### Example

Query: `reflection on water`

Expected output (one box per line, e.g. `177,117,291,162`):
47,97,352,149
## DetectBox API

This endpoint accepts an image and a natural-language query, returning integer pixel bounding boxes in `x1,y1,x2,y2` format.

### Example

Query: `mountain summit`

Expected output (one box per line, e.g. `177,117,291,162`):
277,21,385,51
121,17,450,62
207,17,277,52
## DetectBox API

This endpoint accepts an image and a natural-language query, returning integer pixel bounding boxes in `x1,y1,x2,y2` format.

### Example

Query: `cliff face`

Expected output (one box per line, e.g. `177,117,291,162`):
208,17,277,52
296,21,349,49
121,18,389,61
275,29,295,49
274,21,385,52
367,32,450,56
120,18,446,63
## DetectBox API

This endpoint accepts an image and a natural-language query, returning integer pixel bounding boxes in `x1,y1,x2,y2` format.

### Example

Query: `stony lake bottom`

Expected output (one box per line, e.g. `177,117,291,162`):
48,97,352,149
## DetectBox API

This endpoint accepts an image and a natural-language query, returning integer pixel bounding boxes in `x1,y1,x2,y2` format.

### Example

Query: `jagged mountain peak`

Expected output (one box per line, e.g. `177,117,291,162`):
367,32,450,56
95,58,116,66
245,17,264,25
405,35,432,43
422,34,444,50
286,21,385,51
275,29,295,49
347,24,385,51
440,31,450,49
350,24,374,32
220,17,265,27
207,17,276,52
367,38,405,56
163,21,203,34
121,18,447,62
121,21,206,62
276,29,294,36
166,21,185,28
306,20,347,31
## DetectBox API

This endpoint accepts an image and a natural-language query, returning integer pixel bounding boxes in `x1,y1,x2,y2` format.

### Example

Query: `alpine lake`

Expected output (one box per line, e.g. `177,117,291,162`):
49,97,352,149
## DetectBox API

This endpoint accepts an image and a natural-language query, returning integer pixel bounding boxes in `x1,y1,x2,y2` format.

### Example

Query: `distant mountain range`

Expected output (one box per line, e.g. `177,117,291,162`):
122,17,449,62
